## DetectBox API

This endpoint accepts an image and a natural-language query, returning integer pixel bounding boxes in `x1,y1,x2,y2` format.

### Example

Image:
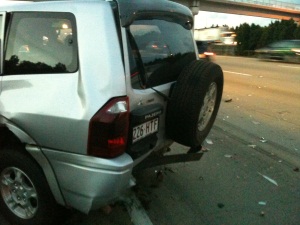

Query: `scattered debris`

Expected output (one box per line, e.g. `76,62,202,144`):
201,146,209,152
224,154,233,158
155,170,164,182
258,172,278,186
217,203,225,209
164,167,175,174
293,167,299,172
248,144,257,149
224,98,232,103
260,137,267,143
258,201,267,206
205,139,213,145
252,121,260,125
101,205,113,215
278,160,282,163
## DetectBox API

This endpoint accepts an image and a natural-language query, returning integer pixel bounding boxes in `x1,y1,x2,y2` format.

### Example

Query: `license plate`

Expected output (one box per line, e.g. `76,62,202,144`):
132,118,159,143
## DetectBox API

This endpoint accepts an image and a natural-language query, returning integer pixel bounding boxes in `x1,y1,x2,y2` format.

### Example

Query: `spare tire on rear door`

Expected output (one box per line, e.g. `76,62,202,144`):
166,60,223,147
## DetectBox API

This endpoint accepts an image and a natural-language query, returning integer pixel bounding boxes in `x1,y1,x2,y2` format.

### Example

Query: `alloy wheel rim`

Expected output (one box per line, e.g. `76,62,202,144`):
198,82,217,131
1,167,38,219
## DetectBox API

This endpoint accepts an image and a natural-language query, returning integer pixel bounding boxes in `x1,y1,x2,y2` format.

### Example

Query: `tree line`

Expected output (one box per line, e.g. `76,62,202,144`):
233,19,300,56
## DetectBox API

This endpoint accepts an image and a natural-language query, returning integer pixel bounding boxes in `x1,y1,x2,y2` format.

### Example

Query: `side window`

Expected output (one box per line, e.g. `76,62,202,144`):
128,19,196,89
4,12,78,75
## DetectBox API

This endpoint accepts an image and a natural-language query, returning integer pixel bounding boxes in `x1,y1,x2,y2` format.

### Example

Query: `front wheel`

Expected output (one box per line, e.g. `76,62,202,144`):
0,146,64,225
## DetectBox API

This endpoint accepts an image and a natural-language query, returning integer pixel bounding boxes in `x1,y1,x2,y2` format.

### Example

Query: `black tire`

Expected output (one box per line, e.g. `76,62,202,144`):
166,60,223,147
0,145,63,225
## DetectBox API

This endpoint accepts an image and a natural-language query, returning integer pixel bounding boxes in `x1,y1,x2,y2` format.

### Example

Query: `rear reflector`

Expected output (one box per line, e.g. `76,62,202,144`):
87,97,129,158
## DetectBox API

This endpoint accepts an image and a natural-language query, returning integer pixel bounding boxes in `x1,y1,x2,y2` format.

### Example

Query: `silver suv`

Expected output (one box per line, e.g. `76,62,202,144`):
0,0,223,224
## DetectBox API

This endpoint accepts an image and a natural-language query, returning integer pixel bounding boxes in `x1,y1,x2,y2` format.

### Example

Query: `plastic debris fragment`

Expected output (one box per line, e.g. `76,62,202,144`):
205,139,213,145
252,121,260,125
248,144,257,149
260,211,265,217
224,98,232,103
201,146,209,152
258,172,278,186
258,201,267,206
260,137,267,143
224,154,233,158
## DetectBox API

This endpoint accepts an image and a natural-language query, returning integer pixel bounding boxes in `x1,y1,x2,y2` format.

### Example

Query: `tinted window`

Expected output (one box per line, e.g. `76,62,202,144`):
4,12,78,75
128,19,196,89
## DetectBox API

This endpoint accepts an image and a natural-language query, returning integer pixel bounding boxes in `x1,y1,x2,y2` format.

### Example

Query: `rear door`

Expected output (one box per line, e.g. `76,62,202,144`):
123,16,197,158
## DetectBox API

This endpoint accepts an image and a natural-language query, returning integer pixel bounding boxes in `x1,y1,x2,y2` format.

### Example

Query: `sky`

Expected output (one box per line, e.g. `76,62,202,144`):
194,0,299,29
194,11,277,29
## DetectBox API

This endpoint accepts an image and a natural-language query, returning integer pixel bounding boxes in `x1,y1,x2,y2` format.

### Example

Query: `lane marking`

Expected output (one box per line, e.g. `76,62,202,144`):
223,70,252,77
123,191,154,225
278,65,300,69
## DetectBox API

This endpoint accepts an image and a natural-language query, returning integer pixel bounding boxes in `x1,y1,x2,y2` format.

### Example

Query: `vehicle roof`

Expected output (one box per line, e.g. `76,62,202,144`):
0,0,104,11
0,0,193,29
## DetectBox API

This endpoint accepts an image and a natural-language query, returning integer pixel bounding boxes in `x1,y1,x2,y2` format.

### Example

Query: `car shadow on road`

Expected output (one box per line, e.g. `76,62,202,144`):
1,203,133,225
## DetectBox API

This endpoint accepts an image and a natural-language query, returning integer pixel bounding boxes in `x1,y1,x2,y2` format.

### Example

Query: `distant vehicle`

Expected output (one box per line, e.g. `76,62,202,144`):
196,41,215,61
194,27,236,45
255,40,300,63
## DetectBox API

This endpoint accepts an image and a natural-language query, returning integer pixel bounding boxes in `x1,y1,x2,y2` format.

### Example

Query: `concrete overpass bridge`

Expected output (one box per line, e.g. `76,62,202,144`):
173,0,300,22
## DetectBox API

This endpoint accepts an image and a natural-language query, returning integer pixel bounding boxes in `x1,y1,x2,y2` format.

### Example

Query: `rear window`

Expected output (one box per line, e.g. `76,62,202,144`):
128,19,196,89
4,12,78,75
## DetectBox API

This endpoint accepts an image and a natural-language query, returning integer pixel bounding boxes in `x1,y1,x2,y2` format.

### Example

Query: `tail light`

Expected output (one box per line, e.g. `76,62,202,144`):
87,97,129,158
204,52,215,56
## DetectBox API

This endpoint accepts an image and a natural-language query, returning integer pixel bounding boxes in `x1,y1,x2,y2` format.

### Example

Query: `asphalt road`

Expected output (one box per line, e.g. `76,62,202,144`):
134,56,300,225
1,56,299,224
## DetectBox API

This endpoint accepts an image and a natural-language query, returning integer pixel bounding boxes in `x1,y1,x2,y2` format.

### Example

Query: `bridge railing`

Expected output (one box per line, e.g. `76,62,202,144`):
226,0,300,10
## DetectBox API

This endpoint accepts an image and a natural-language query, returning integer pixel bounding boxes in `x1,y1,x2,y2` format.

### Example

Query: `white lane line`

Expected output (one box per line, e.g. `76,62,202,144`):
223,70,252,77
123,191,154,225
278,65,300,69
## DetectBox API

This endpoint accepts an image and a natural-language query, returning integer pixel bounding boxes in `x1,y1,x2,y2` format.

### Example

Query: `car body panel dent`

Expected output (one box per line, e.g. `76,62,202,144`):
26,145,66,206
43,148,133,213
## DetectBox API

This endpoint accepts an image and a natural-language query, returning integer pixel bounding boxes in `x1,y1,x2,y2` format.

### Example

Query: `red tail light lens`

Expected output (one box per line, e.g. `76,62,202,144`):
87,97,129,158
